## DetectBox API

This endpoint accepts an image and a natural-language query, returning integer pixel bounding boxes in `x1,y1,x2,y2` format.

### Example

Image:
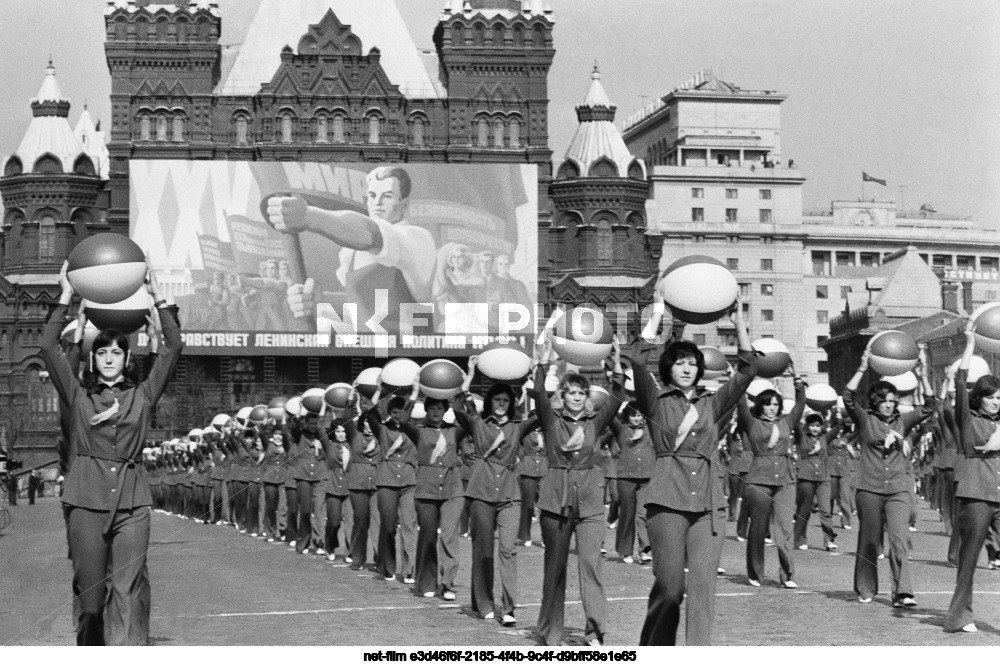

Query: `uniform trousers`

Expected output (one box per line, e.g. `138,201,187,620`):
937,469,956,535
414,496,464,595
376,486,417,579
295,480,320,553
927,471,939,510
284,485,299,544
517,476,541,543
468,498,519,618
639,506,725,646
66,506,150,646
944,498,1000,630
744,482,795,583
324,494,346,554
310,482,327,549
854,489,913,601
829,474,853,527
262,483,281,539
246,480,262,534
794,479,836,548
536,508,607,646
210,479,227,523
605,479,619,525
727,472,746,522
228,480,244,530
616,478,650,558
349,489,378,566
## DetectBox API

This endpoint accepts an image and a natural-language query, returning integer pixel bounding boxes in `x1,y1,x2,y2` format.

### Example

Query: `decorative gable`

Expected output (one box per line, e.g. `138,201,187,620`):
297,10,362,57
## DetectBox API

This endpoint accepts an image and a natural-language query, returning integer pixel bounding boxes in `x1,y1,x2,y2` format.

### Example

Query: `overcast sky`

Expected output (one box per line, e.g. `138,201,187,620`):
1,0,996,227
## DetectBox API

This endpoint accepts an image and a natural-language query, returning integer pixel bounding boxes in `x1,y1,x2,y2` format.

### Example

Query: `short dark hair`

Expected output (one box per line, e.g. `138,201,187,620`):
387,396,408,413
804,413,825,428
866,380,898,412
423,397,449,410
658,341,705,387
621,400,642,422
560,371,590,394
484,383,518,420
750,389,783,418
969,375,1000,412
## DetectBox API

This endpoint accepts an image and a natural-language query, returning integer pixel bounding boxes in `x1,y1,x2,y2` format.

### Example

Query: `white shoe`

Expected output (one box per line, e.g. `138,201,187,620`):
266,537,275,543
315,548,327,555
826,543,838,551
384,575,396,581
717,567,726,575
764,537,774,546
586,638,603,647
736,536,747,543
288,540,296,548
639,552,653,564
327,553,336,562
892,597,917,608
622,556,634,564
423,591,436,598
842,524,852,530
344,556,354,564
961,623,978,633
797,544,808,551
483,612,495,620
501,614,516,626
878,553,885,559
908,526,917,532
600,547,607,554
858,595,872,603
403,577,416,584
608,521,618,530
443,589,456,601
748,578,761,587
524,540,533,547
782,580,798,589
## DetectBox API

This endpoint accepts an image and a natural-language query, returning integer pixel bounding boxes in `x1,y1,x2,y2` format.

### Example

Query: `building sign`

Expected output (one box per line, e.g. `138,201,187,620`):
131,161,538,355
944,269,1000,282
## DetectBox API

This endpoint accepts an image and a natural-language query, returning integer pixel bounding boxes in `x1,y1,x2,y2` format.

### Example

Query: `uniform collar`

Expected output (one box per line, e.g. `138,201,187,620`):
484,414,521,426
88,376,132,395
657,384,708,401
973,410,1000,422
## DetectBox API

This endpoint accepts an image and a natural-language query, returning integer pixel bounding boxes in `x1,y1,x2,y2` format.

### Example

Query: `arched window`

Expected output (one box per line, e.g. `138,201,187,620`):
156,17,169,41
316,115,329,143
233,114,249,145
596,219,613,267
512,25,524,47
4,156,23,176
280,112,294,143
411,117,425,146
33,154,62,173
332,114,345,143
473,23,486,45
508,117,521,147
38,214,57,261
532,24,545,47
156,114,169,142
27,365,58,427
139,114,151,141
477,118,489,147
172,112,185,142
493,118,504,147
73,155,95,176
175,18,188,42
367,116,380,144
115,17,127,41
136,17,149,40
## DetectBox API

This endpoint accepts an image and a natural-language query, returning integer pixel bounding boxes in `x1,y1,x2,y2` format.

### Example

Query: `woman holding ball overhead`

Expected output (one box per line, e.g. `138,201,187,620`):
636,285,757,646
843,340,934,607
41,258,182,645
943,321,1000,633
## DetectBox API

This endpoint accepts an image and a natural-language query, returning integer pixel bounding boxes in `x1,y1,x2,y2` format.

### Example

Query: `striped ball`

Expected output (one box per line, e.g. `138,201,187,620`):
868,330,919,376
267,396,288,420
301,388,327,415
85,286,152,335
381,358,421,390
67,234,147,305
751,338,791,379
699,346,730,380
660,256,738,325
248,404,269,424
747,378,776,398
971,302,1000,354
355,367,382,399
552,306,614,367
419,359,465,400
478,340,531,381
324,383,353,409
805,384,838,411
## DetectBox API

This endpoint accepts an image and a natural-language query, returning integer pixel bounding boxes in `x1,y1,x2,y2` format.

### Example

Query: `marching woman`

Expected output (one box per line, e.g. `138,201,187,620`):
843,342,934,606
533,333,624,647
345,387,383,570
41,259,182,645
944,326,1000,632
319,418,351,561
244,425,265,537
192,439,212,523
828,421,857,530
636,288,756,646
283,411,300,546
286,409,328,554
260,418,288,542
454,357,538,625
793,412,842,551
407,375,467,599
739,370,806,588
611,401,654,564
206,425,230,525
366,393,420,582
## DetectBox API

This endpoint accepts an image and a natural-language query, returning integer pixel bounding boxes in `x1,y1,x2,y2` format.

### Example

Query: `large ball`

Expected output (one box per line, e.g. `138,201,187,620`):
478,340,531,381
868,330,919,376
660,256,738,325
948,355,991,384
187,428,203,442
67,234,147,305
234,406,253,428
381,358,421,390
885,371,918,396
324,382,353,409
747,378,776,398
355,367,382,399
524,372,560,395
248,404,269,424
267,396,288,420
971,302,1000,355
589,385,610,410
552,306,614,367
284,396,304,418
699,346,730,380
85,286,152,334
751,338,791,379
211,413,231,430
805,384,838,411
301,388,327,415
61,319,100,357
419,359,465,400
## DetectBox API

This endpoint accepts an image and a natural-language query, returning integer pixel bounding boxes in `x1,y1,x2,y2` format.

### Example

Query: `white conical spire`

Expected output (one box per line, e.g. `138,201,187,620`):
33,59,68,105
74,104,110,180
583,64,611,108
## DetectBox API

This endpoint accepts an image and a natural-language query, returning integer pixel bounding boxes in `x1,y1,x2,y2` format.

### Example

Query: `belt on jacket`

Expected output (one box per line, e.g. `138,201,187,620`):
76,450,141,536
656,448,720,535
472,455,516,471
547,465,596,515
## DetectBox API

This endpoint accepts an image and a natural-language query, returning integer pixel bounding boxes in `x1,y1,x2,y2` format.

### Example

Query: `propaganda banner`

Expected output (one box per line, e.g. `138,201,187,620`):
130,161,538,355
